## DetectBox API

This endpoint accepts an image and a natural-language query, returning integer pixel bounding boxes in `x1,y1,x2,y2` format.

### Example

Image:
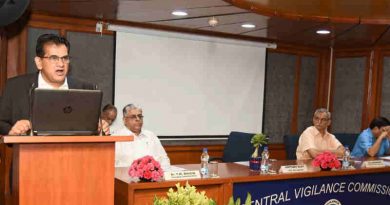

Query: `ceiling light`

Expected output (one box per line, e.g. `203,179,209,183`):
316,29,331,35
208,17,219,27
171,10,188,16
241,24,256,28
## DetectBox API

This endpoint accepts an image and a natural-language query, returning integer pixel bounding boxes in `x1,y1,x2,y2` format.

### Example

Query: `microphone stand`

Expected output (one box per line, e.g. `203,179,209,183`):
29,83,36,136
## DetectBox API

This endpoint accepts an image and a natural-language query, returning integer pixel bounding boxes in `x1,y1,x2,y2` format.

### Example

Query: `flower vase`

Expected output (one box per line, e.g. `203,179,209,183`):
249,157,261,171
320,167,332,171
139,177,151,182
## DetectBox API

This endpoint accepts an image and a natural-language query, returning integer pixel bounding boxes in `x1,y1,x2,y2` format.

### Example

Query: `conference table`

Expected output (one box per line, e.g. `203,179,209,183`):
114,158,390,205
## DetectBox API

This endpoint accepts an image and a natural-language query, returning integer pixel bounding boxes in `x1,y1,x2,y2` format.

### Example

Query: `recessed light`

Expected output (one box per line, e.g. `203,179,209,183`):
316,29,331,35
241,24,256,28
171,10,188,16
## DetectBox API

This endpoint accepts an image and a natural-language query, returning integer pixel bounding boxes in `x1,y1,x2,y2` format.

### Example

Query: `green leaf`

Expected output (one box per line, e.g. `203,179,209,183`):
244,193,252,205
235,198,241,205
250,133,268,148
228,197,234,205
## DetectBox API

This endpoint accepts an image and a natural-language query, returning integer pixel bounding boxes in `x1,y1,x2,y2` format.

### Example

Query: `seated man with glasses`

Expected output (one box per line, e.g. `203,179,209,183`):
296,108,344,160
112,104,170,170
0,33,109,135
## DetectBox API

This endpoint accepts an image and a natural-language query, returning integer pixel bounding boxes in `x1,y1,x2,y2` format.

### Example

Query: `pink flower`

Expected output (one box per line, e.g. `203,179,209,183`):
128,155,163,182
143,170,152,179
312,151,341,170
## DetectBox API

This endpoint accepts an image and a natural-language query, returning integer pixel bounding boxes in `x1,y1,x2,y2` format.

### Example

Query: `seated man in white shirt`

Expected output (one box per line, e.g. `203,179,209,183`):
113,104,170,170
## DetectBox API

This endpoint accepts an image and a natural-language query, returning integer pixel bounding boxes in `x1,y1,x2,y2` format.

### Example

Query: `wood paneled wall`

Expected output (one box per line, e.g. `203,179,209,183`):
1,11,390,205
332,47,390,129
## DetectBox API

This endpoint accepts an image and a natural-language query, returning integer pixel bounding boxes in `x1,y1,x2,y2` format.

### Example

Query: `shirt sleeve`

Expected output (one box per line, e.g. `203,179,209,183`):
150,132,171,170
329,135,342,149
355,132,372,156
0,80,14,135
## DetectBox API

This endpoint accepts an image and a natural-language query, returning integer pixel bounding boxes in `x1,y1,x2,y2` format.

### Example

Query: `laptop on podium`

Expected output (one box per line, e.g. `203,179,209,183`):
31,88,102,136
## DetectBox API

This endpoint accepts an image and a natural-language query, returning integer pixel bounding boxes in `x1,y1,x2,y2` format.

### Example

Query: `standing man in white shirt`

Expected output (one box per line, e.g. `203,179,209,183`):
113,104,170,170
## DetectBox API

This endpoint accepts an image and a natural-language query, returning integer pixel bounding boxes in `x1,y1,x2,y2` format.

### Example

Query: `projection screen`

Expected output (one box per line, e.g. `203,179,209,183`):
111,25,270,136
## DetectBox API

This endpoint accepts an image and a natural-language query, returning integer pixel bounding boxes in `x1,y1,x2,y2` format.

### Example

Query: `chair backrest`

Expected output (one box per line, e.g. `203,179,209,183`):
222,131,256,162
334,133,358,149
283,134,300,160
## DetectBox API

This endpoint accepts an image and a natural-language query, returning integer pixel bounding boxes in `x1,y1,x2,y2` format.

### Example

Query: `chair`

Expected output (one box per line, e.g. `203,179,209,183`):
283,134,300,160
334,133,358,149
212,131,257,162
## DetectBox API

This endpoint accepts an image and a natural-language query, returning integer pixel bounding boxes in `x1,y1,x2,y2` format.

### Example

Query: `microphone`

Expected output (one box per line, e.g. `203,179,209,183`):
94,84,104,136
28,83,36,136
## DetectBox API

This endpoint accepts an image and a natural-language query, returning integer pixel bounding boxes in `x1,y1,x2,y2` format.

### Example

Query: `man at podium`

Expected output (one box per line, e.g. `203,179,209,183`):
0,33,109,135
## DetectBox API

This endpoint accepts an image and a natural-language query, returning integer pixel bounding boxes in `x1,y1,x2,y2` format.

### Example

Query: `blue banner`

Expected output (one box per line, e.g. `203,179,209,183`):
234,172,390,205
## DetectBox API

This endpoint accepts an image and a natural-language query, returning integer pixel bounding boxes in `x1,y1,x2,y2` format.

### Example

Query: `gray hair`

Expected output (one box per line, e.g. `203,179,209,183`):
314,108,331,119
122,104,142,116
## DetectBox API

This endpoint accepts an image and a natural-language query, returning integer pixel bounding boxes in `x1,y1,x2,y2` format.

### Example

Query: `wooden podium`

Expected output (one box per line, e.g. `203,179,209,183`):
1,136,132,205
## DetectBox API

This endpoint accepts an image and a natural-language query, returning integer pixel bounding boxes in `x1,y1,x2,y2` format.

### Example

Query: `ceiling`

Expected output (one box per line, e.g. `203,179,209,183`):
28,0,390,48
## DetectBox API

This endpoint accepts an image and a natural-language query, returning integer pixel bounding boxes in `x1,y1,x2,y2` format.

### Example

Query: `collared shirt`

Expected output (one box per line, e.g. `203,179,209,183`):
38,72,68,89
112,127,170,170
296,126,342,160
351,128,390,157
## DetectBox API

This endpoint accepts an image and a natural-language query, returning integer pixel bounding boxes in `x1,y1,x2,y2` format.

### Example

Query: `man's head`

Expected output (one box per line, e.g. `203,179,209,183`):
369,117,390,138
101,104,117,126
34,34,71,88
122,104,144,135
312,108,331,132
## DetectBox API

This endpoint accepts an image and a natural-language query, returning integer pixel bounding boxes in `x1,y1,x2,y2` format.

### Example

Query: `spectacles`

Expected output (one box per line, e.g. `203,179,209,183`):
41,55,71,63
313,117,329,122
124,114,144,120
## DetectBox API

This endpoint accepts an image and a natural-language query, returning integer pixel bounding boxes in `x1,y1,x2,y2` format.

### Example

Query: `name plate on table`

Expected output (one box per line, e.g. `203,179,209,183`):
362,160,385,168
279,165,307,173
164,170,201,180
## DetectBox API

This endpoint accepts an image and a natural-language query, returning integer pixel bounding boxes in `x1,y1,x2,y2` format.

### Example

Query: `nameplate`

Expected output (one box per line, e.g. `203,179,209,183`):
279,165,307,173
362,160,385,168
164,170,201,180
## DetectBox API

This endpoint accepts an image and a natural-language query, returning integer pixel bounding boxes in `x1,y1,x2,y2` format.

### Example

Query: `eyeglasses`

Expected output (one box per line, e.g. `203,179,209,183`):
41,55,71,63
313,116,329,122
124,114,144,120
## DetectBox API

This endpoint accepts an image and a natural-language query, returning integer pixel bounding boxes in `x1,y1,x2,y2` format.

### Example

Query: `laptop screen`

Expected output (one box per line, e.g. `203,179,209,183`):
31,89,103,136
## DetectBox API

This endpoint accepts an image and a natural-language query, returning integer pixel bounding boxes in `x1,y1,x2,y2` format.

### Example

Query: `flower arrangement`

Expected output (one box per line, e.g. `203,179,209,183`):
312,151,341,170
250,133,268,158
128,155,164,182
153,182,216,205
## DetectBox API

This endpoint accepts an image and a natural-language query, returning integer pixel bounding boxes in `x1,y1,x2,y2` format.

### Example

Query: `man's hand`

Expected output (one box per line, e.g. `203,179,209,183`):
8,120,31,135
98,119,110,135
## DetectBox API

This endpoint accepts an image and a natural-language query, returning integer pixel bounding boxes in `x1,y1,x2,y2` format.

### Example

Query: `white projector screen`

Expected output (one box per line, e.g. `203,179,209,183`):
112,26,267,136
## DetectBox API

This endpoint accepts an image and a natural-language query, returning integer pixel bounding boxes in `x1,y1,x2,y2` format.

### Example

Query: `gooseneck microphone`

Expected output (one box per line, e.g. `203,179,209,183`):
28,82,36,136
95,84,104,136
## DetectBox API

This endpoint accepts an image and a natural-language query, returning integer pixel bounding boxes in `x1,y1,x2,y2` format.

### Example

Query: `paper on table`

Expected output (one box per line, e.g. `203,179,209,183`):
234,161,249,166
165,165,187,172
379,156,390,160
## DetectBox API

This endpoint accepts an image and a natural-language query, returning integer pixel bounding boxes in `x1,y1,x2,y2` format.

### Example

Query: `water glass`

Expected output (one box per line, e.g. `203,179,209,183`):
209,161,219,178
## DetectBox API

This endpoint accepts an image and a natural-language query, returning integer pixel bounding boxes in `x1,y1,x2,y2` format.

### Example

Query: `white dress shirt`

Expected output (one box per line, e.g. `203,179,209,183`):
38,72,69,89
112,127,171,170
